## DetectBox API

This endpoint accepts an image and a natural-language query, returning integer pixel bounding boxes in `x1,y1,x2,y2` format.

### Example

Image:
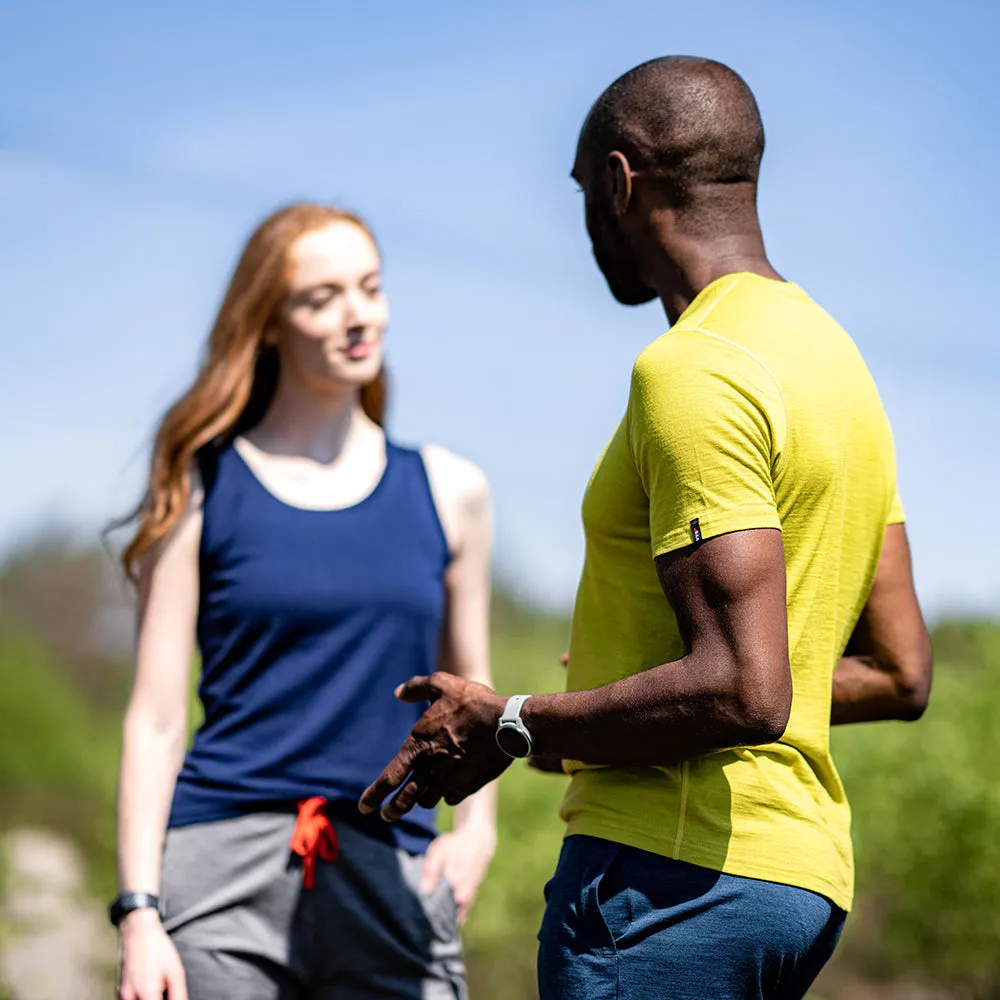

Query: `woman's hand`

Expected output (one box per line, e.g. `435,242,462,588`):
420,824,497,924
117,910,188,1000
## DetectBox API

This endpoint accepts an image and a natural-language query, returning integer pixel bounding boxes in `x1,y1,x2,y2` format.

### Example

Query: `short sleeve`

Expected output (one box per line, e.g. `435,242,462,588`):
627,337,785,558
887,487,905,525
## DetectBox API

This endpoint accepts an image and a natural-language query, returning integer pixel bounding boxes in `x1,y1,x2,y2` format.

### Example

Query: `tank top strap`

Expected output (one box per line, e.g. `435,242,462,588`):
197,442,255,515
194,444,222,498
383,441,451,563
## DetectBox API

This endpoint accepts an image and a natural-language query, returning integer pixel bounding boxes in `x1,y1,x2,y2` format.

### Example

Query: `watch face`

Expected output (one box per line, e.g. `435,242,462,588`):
496,724,531,759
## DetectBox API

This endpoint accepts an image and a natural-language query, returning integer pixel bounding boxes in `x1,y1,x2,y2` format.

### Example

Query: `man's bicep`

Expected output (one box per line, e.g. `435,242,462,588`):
654,528,792,734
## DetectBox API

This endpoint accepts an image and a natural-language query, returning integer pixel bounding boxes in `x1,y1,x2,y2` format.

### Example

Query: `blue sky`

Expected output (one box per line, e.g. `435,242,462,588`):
1,0,998,618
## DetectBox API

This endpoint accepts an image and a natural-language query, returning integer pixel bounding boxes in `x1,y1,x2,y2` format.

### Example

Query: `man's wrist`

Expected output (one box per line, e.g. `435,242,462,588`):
495,694,535,758
519,693,552,754
518,691,584,759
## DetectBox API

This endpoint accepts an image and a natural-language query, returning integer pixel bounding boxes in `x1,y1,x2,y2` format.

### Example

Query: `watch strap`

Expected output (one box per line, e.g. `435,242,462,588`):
500,694,531,725
109,891,161,927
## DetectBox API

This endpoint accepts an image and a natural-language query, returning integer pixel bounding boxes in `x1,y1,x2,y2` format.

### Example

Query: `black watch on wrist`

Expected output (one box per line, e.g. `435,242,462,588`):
109,891,161,927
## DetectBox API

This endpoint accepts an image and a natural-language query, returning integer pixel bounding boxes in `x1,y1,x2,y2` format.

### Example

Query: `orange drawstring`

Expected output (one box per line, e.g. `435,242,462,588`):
289,796,339,889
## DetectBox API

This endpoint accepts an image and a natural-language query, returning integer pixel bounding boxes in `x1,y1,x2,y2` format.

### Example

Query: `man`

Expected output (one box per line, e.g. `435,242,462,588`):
360,56,932,999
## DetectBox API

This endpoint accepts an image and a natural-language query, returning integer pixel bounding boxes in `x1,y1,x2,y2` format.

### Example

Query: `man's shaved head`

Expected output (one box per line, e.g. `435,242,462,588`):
574,57,767,307
579,55,764,202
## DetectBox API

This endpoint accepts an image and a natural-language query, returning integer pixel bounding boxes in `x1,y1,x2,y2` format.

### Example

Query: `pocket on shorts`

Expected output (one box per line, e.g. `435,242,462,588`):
593,845,632,948
159,826,190,925
159,814,298,935
422,871,460,943
401,851,459,945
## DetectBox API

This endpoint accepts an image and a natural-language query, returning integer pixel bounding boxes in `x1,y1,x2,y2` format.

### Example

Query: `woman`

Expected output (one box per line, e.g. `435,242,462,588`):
113,203,496,1000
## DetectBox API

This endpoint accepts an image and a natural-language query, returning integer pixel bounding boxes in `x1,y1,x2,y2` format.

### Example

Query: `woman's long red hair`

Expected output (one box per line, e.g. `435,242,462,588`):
117,203,386,583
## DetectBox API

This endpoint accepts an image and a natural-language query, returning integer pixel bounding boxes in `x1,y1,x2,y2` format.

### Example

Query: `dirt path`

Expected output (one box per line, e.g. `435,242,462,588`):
1,828,116,1000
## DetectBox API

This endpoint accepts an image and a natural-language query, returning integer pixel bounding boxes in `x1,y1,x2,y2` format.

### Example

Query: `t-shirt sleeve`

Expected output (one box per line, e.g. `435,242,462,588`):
627,339,785,558
887,487,905,525
885,420,905,525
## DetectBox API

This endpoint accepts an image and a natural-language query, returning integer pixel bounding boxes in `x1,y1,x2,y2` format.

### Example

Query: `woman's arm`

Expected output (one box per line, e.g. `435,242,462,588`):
420,446,496,920
115,475,202,1000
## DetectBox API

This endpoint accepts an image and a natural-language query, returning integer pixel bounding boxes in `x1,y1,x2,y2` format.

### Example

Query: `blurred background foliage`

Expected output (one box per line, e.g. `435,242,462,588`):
0,537,998,998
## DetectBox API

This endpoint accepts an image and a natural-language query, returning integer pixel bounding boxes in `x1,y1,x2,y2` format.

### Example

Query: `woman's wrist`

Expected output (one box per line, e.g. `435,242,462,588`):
118,906,163,936
452,811,497,852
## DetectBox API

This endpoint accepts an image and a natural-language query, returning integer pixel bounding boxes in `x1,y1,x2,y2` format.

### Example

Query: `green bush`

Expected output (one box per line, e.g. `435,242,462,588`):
0,632,120,900
831,622,1000,996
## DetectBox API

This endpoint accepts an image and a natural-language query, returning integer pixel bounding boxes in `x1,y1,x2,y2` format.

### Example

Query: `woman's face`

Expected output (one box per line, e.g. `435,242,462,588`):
272,221,388,394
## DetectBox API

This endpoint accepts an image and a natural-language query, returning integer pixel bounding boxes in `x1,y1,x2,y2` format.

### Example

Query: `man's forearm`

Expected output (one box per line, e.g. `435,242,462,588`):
831,655,927,724
520,653,788,768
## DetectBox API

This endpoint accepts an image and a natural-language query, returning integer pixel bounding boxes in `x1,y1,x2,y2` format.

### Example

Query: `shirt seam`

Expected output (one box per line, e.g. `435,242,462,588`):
675,325,789,461
687,274,742,327
672,761,690,859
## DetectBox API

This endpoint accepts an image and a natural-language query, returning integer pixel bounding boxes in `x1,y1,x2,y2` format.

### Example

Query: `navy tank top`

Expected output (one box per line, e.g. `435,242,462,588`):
167,440,450,853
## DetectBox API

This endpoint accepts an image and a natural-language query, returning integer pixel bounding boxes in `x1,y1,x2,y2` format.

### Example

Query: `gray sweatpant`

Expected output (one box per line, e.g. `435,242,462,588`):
161,812,465,1000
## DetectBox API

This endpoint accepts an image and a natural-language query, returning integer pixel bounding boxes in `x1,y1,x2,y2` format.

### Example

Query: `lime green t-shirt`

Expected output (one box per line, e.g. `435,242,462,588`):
561,272,903,912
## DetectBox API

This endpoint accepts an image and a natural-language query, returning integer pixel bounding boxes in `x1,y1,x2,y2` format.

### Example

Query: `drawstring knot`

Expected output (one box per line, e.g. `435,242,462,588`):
289,796,339,889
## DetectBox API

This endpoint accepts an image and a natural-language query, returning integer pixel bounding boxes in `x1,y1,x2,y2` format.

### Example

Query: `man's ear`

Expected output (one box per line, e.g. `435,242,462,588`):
607,150,634,216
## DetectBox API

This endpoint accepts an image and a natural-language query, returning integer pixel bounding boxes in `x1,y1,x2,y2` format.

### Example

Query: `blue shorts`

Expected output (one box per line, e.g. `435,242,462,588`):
538,835,845,1000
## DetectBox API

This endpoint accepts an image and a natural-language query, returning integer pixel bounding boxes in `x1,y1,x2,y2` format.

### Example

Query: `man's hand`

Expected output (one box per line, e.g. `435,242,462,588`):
359,672,511,822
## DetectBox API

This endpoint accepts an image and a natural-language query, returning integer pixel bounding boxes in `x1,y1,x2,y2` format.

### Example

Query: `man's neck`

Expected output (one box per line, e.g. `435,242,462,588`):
650,230,784,325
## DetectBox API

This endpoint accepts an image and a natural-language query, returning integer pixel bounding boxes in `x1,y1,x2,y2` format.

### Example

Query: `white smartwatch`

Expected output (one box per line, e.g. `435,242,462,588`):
495,695,534,758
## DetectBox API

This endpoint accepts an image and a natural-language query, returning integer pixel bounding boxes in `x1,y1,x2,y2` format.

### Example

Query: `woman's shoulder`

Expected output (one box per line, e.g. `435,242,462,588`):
418,443,490,506
415,444,490,556
134,457,205,587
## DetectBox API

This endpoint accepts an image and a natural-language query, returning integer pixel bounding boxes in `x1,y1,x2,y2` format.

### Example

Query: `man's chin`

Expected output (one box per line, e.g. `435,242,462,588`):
592,246,657,306
608,281,658,307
